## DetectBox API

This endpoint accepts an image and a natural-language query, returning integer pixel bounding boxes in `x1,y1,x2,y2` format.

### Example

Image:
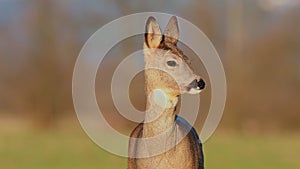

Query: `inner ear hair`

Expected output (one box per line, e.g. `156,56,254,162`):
145,16,162,48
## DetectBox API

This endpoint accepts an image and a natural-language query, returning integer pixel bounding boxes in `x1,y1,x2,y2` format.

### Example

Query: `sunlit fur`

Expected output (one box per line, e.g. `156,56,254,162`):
128,16,204,169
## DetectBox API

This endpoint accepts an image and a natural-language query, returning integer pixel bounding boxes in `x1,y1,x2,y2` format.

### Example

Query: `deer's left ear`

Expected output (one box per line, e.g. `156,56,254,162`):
164,16,179,44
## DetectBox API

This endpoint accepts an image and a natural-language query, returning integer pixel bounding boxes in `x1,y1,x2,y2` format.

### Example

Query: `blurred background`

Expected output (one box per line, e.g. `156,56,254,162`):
0,0,300,168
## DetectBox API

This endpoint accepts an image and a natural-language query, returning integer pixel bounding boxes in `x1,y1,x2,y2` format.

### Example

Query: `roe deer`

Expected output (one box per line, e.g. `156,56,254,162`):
128,16,205,169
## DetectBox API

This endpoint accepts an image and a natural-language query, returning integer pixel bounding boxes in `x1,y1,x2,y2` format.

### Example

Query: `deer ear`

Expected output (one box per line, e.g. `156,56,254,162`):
164,16,179,44
145,16,162,48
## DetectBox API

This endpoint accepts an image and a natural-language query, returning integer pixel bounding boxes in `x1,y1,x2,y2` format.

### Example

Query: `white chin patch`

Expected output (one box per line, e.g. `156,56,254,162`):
189,88,201,94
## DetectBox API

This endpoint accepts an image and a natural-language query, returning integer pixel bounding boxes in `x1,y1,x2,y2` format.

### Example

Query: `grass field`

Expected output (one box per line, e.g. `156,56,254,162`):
1,128,299,169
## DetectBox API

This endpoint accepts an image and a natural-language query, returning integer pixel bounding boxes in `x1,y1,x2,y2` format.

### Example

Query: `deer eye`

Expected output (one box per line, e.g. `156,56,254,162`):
167,60,177,67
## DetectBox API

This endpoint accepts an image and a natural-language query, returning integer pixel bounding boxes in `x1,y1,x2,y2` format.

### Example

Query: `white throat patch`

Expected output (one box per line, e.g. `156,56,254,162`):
149,89,178,109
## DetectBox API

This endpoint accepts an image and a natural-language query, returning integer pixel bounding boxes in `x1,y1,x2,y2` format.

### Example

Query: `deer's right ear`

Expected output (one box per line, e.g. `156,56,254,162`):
145,16,162,48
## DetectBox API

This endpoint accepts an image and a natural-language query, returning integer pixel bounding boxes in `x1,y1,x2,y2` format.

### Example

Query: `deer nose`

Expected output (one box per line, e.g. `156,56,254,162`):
197,78,205,90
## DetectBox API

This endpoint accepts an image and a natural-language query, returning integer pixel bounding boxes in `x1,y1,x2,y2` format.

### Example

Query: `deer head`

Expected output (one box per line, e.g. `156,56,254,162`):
144,16,205,103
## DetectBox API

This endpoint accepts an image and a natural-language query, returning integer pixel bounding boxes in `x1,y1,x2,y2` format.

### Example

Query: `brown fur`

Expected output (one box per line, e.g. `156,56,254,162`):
127,16,204,169
128,116,204,169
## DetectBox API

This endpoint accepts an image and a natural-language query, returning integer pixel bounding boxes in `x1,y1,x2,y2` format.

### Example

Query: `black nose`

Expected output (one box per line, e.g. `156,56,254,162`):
197,79,205,90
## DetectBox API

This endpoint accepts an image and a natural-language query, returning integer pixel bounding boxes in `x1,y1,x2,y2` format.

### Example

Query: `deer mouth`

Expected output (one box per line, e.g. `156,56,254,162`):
186,79,205,94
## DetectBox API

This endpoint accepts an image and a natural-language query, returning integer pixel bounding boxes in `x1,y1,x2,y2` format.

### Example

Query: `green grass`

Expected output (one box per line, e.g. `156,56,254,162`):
205,133,300,169
1,129,299,169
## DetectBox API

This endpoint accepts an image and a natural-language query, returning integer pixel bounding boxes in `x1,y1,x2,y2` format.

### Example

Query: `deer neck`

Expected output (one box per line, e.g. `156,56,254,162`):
143,70,179,137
